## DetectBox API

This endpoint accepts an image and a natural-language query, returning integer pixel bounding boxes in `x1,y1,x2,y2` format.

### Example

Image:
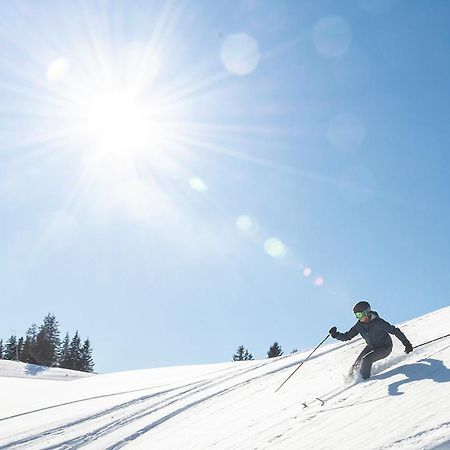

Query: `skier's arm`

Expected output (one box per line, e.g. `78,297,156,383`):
331,324,359,341
379,319,411,347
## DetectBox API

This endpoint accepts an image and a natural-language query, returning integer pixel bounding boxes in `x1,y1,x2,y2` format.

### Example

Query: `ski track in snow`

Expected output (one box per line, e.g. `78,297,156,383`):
0,308,449,449
0,380,206,449
0,384,175,423
0,361,252,424
0,351,312,449
380,421,450,449
0,339,356,449
0,369,242,449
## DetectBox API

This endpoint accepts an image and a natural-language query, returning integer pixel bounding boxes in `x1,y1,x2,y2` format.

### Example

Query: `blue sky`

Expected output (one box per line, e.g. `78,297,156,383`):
1,0,449,373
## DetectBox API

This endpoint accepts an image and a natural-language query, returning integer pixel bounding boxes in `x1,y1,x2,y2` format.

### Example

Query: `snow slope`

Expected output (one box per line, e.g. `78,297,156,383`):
0,307,449,449
0,359,94,381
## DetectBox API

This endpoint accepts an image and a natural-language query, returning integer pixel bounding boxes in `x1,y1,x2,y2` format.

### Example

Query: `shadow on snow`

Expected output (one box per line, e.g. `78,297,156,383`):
25,364,48,376
373,358,450,396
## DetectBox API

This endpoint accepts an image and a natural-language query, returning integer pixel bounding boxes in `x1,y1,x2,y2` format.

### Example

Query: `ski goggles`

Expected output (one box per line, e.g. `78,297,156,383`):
354,308,371,319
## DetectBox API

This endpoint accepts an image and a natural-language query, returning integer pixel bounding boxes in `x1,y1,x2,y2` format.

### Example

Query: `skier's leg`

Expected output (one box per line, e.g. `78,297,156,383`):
350,346,373,376
359,344,393,379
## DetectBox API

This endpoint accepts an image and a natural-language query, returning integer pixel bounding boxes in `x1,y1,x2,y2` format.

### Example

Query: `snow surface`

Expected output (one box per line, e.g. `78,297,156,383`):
0,307,449,449
0,359,94,381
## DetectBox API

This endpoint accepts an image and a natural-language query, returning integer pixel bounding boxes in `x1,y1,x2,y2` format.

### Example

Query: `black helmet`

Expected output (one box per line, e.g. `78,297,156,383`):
353,301,371,313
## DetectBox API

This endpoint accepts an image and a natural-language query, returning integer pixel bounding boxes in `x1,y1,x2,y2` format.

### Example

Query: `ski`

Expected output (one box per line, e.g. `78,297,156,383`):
301,380,359,408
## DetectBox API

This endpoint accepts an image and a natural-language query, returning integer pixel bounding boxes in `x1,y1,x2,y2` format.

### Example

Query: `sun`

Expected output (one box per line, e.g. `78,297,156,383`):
77,87,165,157
42,49,185,220
47,54,181,198
87,91,146,149
10,1,277,221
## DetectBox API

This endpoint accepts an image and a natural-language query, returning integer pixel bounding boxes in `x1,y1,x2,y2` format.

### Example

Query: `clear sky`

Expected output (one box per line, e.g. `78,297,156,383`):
1,0,449,373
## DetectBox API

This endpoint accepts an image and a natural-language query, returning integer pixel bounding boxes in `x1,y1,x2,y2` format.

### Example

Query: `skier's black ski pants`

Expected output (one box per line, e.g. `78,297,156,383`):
355,343,393,379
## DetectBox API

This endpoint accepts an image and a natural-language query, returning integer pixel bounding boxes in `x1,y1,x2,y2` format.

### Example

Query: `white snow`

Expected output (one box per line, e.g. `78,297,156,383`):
1,307,449,449
0,359,93,381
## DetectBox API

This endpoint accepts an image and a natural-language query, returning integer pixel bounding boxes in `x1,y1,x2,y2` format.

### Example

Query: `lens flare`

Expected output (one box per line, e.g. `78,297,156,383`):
189,177,208,192
236,215,252,231
264,238,287,259
314,276,324,287
220,33,261,76
313,16,352,58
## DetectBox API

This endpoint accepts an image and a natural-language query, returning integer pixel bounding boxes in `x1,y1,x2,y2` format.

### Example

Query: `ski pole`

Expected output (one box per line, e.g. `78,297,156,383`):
275,334,330,393
414,332,450,350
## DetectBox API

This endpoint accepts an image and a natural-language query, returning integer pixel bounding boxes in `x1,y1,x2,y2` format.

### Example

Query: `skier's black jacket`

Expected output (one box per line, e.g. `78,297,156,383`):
333,311,409,349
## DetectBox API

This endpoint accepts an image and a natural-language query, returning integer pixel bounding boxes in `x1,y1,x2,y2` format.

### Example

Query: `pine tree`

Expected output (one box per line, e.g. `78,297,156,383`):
1,316,95,371
267,341,283,358
233,345,245,361
34,313,61,366
22,324,38,364
17,337,24,361
233,345,253,361
58,333,71,368
80,338,95,373
68,331,82,370
4,335,18,360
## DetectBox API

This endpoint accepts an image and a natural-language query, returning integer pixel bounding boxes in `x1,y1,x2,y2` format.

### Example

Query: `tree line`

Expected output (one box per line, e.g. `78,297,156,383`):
0,313,94,373
233,341,292,361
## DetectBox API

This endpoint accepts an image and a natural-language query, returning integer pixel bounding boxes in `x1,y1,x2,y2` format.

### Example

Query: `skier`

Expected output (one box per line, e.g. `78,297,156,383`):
328,301,413,380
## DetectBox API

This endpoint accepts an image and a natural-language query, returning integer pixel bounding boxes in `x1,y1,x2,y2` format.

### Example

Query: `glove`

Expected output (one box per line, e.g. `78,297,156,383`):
404,341,413,354
329,326,337,338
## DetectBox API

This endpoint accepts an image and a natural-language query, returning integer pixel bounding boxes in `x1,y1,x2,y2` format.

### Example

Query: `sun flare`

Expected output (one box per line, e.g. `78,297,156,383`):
43,49,187,219
4,0,278,222
76,88,166,156
87,91,146,148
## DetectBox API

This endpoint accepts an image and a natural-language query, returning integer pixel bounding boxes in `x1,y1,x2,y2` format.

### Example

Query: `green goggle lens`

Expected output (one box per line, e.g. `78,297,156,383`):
355,309,371,319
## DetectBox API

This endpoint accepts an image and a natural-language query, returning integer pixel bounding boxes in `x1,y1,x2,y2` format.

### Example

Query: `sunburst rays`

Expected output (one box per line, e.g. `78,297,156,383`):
0,0,331,286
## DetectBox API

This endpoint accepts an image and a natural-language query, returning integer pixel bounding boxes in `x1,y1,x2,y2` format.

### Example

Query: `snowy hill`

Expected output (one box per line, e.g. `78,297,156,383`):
0,359,94,381
0,307,449,449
